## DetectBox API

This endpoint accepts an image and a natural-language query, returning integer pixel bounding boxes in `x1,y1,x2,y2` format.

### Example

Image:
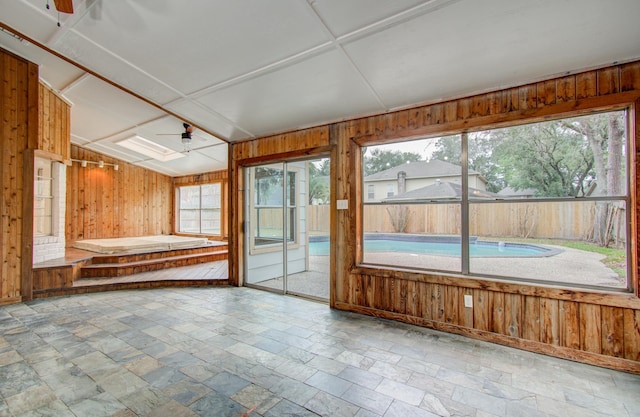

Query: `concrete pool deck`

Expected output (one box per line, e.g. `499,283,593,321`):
253,244,624,299
364,245,624,288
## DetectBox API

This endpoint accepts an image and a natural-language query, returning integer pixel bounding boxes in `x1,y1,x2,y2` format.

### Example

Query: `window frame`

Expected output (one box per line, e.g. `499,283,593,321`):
176,183,222,236
358,106,635,293
34,158,54,237
248,164,301,255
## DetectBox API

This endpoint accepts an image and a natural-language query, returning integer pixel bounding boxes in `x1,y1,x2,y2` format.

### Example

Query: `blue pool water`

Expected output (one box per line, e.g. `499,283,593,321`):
309,235,558,258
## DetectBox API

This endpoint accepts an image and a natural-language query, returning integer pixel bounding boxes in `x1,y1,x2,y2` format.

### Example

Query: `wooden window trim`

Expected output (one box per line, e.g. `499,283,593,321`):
354,95,640,303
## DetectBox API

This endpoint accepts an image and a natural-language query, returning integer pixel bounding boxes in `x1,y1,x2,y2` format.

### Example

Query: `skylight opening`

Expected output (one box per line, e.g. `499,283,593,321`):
116,135,185,162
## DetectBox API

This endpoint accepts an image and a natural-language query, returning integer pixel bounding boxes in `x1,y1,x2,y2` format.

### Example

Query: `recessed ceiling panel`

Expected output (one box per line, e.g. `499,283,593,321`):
344,0,640,108
52,30,182,105
69,0,331,94
193,143,228,164
63,75,166,122
164,99,250,142
136,152,225,177
309,0,427,37
83,141,146,164
196,49,385,137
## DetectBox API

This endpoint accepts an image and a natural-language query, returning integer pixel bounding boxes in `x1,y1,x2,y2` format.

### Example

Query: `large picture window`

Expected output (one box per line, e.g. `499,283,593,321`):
177,184,222,235
361,110,630,290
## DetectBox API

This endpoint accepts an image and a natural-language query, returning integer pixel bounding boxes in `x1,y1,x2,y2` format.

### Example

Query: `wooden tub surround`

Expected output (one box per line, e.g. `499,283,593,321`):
32,242,229,298
230,60,640,374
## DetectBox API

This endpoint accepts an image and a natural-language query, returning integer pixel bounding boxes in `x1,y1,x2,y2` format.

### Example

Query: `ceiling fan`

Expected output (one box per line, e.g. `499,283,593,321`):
157,123,206,153
48,0,73,13
46,0,73,26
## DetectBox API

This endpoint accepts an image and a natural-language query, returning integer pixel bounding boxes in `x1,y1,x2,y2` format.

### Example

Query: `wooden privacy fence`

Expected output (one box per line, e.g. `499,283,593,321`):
308,201,626,242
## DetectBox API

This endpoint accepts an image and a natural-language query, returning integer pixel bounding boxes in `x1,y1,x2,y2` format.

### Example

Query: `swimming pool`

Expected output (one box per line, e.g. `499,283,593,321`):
309,234,560,257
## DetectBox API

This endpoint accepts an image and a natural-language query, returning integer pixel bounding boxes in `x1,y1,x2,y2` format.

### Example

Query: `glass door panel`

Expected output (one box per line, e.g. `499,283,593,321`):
244,157,330,301
245,163,285,292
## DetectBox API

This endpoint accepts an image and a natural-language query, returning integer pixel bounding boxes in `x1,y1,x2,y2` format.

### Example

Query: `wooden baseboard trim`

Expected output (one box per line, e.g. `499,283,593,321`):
334,302,640,375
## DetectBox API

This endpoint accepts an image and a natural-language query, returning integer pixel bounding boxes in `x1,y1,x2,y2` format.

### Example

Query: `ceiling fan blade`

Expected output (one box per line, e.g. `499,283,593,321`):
54,0,74,13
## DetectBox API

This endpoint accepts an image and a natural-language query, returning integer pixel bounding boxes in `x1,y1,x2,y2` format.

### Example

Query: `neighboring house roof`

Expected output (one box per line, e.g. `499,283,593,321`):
364,159,484,182
384,181,498,202
497,186,537,197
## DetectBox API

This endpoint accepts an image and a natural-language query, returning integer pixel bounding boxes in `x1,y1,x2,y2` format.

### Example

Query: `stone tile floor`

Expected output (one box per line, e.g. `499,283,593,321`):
0,287,638,417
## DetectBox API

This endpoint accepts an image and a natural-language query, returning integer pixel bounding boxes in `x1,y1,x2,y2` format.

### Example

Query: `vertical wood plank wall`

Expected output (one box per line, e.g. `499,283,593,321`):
230,61,640,373
38,83,70,161
66,145,173,242
0,49,37,304
173,170,229,240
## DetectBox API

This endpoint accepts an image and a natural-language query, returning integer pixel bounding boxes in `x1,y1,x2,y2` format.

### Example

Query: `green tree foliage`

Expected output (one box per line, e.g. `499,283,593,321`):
431,134,506,193
431,112,626,246
308,161,329,204
491,122,595,197
363,149,422,176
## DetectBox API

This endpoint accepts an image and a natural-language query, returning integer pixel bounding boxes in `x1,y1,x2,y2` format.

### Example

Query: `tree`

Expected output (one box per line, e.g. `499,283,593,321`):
492,122,595,197
308,162,329,204
432,134,506,193
363,149,421,176
430,112,626,247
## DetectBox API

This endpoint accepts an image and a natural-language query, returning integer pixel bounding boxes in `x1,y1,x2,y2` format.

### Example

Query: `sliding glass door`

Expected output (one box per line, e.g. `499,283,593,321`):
244,158,329,300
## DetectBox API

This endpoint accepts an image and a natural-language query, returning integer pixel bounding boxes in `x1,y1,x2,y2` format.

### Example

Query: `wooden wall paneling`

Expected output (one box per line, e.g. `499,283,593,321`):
423,104,443,126
522,295,541,341
601,306,624,357
537,80,557,107
559,300,580,349
621,62,640,92
351,274,363,306
623,309,640,361
489,292,505,334
406,280,419,317
461,287,473,328
502,87,519,113
432,284,445,321
486,92,501,116
447,100,460,122
518,84,537,110
5,55,19,300
579,303,602,353
471,95,489,118
540,298,560,345
420,282,433,321
66,145,172,242
576,71,598,99
444,284,459,324
598,67,620,96
395,278,407,315
1,53,13,301
0,50,37,303
395,110,409,137
38,83,70,160
504,293,523,338
556,75,576,103
473,289,490,331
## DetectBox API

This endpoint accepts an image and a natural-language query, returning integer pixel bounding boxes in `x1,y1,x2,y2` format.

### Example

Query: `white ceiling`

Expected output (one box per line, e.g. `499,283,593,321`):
1,0,639,176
